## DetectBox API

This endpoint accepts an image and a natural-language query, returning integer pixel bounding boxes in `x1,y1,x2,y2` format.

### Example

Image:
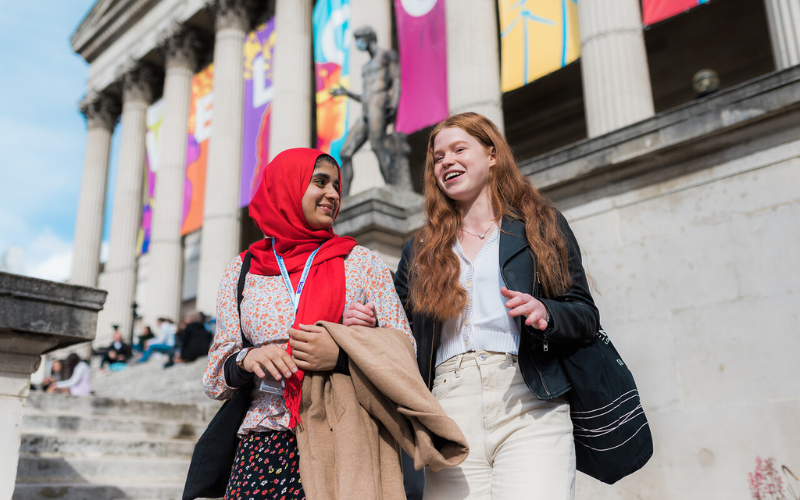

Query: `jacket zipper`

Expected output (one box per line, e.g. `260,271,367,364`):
528,250,551,395
427,319,438,388
533,359,551,396
530,251,548,353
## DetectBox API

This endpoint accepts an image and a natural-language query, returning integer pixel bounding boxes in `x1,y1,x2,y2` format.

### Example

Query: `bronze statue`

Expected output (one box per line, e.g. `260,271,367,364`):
330,26,412,195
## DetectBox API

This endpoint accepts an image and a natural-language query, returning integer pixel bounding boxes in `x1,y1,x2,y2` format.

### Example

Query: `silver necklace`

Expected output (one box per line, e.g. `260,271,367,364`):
461,221,496,240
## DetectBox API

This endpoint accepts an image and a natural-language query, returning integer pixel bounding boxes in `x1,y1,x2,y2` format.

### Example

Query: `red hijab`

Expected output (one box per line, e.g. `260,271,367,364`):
242,148,356,428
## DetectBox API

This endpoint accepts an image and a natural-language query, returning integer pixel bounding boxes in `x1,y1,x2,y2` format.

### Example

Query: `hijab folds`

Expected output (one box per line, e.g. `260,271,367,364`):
242,148,356,428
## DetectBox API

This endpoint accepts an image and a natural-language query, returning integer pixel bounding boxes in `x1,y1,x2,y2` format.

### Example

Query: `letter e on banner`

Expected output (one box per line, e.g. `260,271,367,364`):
253,55,274,108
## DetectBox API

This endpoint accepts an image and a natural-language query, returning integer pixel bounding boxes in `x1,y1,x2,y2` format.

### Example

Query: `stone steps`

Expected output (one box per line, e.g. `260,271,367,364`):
20,430,198,458
23,409,207,439
16,455,191,484
25,391,217,421
13,482,185,500
15,389,221,500
91,355,212,405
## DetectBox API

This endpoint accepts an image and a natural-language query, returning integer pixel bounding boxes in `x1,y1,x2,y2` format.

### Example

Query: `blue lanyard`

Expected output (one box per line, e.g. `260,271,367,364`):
272,245,321,314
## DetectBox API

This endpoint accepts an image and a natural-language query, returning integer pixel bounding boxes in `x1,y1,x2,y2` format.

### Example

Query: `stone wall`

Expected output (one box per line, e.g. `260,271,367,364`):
565,137,800,498
519,68,800,497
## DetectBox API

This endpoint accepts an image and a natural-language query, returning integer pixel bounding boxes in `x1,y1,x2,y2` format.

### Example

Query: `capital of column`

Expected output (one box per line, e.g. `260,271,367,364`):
159,25,201,71
119,61,158,104
79,91,120,131
211,0,250,32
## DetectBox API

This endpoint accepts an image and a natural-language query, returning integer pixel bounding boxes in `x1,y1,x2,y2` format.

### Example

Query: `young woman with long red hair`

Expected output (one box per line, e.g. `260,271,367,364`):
204,148,413,500
348,112,599,499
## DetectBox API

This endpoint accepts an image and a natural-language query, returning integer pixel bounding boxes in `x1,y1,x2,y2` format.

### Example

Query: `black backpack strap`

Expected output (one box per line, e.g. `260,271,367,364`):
238,252,253,349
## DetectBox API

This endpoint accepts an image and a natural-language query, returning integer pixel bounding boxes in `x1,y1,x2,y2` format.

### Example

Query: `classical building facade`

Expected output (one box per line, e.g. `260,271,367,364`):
70,0,799,498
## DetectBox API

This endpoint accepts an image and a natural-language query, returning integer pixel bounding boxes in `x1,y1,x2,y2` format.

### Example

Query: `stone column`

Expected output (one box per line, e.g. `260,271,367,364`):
269,0,314,160
578,0,655,138
70,92,119,288
196,0,249,317
445,0,504,132
764,0,800,70
147,29,198,325
346,0,392,195
95,65,154,347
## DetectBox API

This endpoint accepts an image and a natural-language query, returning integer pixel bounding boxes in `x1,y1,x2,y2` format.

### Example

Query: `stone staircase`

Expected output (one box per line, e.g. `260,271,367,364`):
91,355,211,405
14,359,221,500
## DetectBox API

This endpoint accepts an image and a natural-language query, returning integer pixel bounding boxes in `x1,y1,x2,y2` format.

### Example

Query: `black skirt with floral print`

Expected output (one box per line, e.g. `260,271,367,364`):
224,431,305,500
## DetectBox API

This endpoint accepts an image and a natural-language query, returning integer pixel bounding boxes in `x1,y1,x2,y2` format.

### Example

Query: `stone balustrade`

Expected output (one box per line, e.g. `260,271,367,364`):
0,272,106,500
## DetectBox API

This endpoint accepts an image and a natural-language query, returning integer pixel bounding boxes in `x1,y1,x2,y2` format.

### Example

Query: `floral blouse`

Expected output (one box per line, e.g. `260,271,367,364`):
203,245,414,435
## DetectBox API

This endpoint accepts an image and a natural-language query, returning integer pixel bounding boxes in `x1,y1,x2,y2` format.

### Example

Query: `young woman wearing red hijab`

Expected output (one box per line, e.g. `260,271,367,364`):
203,148,414,500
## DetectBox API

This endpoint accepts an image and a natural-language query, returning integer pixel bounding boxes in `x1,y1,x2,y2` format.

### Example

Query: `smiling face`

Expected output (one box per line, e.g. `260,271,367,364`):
432,127,496,205
302,159,341,230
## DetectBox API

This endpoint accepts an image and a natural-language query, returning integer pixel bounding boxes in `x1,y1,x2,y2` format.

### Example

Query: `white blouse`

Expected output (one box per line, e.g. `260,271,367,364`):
436,225,521,366
55,361,92,396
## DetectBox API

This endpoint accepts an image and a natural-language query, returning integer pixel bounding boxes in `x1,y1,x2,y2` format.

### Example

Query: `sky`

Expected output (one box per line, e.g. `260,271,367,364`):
0,1,120,282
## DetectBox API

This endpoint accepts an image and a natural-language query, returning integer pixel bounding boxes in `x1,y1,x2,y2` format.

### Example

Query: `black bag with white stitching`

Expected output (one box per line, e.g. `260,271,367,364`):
561,328,653,484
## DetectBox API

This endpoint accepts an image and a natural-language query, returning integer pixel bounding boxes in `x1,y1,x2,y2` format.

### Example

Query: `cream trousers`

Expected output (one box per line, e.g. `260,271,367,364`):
424,351,576,500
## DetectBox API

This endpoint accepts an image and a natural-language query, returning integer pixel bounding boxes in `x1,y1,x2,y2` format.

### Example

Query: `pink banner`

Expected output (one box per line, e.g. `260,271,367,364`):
394,0,448,134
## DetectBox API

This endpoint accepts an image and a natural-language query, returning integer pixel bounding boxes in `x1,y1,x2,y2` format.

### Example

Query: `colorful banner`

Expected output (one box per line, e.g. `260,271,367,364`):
499,0,580,92
394,0,448,134
139,19,278,252
137,65,213,253
643,0,709,25
137,99,164,255
183,64,214,235
313,0,351,165
241,20,276,207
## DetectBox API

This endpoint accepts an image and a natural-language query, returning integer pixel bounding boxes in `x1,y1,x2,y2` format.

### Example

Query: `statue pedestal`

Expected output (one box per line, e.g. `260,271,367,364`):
0,272,106,499
335,186,424,271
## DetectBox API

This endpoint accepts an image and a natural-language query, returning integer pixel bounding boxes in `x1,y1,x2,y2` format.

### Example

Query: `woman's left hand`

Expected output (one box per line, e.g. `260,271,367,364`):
289,324,340,371
500,287,549,330
343,302,377,327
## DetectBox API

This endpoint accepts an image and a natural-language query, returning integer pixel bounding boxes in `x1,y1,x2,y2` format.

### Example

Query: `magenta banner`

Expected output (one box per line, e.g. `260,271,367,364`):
394,0,448,134
241,20,276,207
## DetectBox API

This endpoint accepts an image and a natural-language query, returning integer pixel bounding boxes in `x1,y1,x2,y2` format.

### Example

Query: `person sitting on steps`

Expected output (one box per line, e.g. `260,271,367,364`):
138,317,176,363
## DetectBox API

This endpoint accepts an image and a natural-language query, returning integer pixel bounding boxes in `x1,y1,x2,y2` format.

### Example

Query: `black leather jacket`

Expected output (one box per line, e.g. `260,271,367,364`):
394,213,600,400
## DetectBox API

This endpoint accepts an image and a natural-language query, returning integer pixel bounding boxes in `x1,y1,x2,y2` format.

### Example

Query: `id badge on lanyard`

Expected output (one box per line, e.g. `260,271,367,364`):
272,245,321,315
260,245,321,395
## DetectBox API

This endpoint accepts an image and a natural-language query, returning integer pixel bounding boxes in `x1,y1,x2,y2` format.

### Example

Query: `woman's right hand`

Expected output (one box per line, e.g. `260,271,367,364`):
241,346,298,381
343,302,377,327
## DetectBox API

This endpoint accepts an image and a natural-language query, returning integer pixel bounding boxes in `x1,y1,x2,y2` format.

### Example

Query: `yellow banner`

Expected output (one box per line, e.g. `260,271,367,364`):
499,0,580,92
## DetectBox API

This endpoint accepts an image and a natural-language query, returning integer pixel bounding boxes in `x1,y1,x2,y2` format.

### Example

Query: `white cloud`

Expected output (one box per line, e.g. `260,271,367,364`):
27,247,73,282
20,226,74,282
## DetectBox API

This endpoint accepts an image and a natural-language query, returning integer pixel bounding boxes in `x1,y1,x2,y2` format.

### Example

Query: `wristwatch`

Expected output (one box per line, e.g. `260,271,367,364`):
235,348,253,369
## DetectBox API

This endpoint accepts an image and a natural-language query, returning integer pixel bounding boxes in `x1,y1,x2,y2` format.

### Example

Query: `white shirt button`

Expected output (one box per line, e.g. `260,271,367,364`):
464,318,470,326
466,280,473,288
465,339,471,346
